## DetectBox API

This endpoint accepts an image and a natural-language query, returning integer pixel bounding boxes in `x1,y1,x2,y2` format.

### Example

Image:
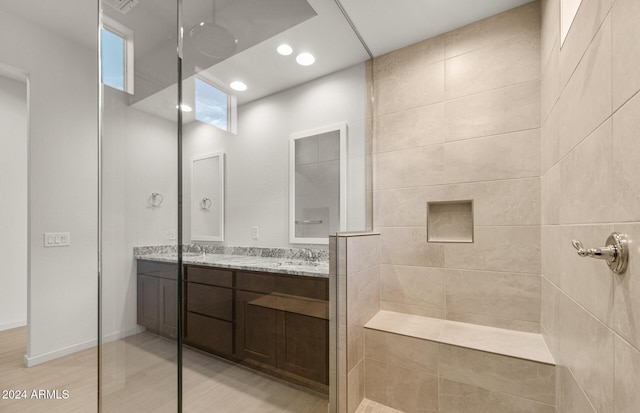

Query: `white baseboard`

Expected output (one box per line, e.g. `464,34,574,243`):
23,325,145,367
0,319,27,332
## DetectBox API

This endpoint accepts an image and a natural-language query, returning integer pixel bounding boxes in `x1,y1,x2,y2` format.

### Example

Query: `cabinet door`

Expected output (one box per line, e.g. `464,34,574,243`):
235,290,277,367
158,278,178,339
137,274,159,332
277,312,329,384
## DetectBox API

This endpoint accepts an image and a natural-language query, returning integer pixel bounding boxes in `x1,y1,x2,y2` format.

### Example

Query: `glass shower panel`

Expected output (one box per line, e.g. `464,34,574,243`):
100,0,180,412
180,0,369,411
0,1,99,412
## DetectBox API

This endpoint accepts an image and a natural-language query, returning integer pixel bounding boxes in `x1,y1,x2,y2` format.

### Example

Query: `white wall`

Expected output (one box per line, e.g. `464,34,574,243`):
0,74,28,331
0,8,99,365
183,63,368,248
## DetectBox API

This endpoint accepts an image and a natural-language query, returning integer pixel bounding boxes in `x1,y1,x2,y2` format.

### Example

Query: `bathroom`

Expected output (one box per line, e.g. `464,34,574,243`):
0,0,638,412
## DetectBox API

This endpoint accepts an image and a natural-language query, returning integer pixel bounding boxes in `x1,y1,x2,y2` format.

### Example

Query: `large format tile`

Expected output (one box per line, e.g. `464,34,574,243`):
541,163,561,225
557,15,612,159
348,360,365,413
444,226,541,274
541,0,559,68
374,103,445,153
439,378,555,413
440,178,540,226
612,0,640,110
541,101,560,174
373,145,444,190
614,336,640,413
444,81,540,142
438,345,555,404
444,1,540,59
445,311,540,334
364,358,438,413
365,329,439,375
346,266,380,325
346,234,380,274
445,34,540,100
541,38,560,123
444,129,540,184
613,223,640,350
379,227,445,267
380,264,445,312
612,91,640,222
557,291,614,413
558,224,615,324
555,365,597,413
541,225,561,286
540,276,560,362
559,0,613,88
373,186,442,228
379,301,446,319
373,37,444,116
558,120,613,224
445,269,541,323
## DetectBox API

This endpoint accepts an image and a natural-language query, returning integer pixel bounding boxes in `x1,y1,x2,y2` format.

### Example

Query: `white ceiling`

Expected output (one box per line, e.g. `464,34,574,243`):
0,0,535,119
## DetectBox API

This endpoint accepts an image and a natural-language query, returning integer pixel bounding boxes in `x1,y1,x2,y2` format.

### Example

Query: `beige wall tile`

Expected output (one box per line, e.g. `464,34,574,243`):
541,99,560,174
559,224,615,324
373,145,444,190
613,223,640,350
347,321,364,373
555,365,597,413
346,266,380,325
612,0,640,110
541,0,559,68
445,311,541,334
347,360,365,413
541,225,561,285
444,129,540,184
557,16,612,159
440,178,540,226
541,163,561,225
445,1,540,59
365,329,439,375
438,344,555,404
445,35,540,100
541,38,560,123
557,291,614,413
444,81,541,142
374,103,444,153
559,0,613,88
444,226,541,274
559,120,613,224
439,378,555,413
379,301,446,319
614,336,640,413
379,227,445,267
540,277,560,361
373,186,443,228
346,234,380,274
364,358,438,413
445,269,541,323
612,92,640,222
373,38,444,116
380,264,445,311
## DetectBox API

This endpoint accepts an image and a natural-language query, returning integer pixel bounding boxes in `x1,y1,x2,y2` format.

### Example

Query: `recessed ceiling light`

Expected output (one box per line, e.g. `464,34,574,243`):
176,104,192,112
229,81,247,91
296,52,315,66
277,44,293,56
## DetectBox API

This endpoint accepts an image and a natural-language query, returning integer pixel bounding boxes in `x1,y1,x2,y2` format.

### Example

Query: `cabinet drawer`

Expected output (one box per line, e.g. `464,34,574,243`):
185,312,233,356
186,283,232,321
236,271,328,300
186,266,233,288
137,260,178,280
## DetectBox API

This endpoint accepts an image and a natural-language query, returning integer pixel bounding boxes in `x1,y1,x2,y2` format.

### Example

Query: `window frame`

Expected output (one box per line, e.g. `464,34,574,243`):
101,16,134,94
194,76,237,134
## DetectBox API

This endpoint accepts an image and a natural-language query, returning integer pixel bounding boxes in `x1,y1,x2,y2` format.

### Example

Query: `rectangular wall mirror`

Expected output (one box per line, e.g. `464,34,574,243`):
191,151,225,242
289,123,347,244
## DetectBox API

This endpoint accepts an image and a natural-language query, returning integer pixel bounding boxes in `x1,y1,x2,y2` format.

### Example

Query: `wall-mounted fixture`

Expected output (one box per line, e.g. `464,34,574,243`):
571,232,628,274
148,192,163,207
200,197,212,210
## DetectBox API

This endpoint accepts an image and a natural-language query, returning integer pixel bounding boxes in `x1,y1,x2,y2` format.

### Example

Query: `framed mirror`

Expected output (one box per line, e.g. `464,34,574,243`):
191,151,225,241
289,123,347,244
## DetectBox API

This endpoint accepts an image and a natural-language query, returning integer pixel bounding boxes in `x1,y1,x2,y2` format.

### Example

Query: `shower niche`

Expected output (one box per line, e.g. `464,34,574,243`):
427,200,474,243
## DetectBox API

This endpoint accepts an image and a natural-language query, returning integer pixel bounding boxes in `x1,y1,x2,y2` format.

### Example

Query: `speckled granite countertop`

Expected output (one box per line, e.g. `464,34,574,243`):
134,245,329,278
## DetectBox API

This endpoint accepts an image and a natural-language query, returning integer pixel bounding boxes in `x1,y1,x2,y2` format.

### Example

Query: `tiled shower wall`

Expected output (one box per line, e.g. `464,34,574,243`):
372,2,542,333
541,0,640,412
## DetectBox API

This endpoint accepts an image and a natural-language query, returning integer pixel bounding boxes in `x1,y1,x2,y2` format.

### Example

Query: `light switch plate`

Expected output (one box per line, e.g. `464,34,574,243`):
43,232,71,247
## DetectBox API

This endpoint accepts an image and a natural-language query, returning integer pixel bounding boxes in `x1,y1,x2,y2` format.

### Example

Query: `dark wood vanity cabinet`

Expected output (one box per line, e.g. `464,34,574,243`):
136,260,178,339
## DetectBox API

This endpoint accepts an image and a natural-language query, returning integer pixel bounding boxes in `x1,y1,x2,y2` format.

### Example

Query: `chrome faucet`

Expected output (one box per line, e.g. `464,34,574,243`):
186,243,203,255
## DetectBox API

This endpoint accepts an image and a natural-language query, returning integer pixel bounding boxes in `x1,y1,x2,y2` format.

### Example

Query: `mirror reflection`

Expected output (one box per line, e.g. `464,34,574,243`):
191,152,224,242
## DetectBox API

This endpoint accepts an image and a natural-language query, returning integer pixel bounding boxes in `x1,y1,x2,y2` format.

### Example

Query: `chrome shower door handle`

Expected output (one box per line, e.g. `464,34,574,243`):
571,232,628,274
